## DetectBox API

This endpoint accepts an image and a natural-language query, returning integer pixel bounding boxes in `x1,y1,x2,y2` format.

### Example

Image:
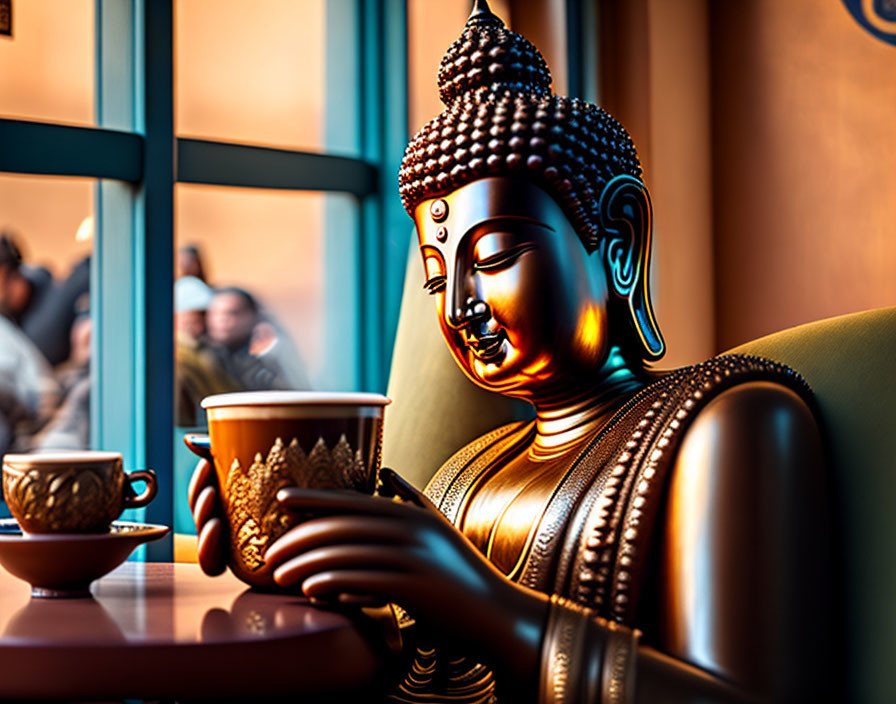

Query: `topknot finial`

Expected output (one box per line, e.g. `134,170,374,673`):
468,0,501,26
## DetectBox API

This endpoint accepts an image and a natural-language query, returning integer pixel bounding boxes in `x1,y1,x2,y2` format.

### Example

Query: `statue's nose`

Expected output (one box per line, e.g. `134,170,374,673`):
449,296,490,329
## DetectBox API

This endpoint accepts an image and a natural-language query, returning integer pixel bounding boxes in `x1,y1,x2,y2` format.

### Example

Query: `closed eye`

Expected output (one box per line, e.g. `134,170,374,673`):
423,275,446,294
473,243,537,273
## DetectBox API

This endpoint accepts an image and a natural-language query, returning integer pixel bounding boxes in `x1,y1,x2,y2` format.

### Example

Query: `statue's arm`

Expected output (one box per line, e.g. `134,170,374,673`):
653,380,835,701
542,381,834,703
189,380,835,702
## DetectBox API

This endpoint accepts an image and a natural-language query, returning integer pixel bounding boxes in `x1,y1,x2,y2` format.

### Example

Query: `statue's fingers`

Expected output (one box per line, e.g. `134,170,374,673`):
197,517,228,576
192,485,220,530
302,593,384,607
276,487,411,518
187,459,215,509
272,544,414,588
336,593,382,606
378,468,439,513
265,516,408,565
301,570,412,604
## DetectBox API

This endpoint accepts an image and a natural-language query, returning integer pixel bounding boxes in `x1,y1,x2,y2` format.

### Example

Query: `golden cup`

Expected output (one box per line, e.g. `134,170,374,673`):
2,451,157,534
185,391,390,587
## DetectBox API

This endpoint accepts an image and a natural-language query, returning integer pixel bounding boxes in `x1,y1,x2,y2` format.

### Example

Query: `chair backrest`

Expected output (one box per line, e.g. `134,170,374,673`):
728,307,896,703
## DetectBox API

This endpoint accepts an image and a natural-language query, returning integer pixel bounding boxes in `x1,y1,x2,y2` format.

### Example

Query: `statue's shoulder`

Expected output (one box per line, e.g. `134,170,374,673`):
424,419,533,512
559,354,817,619
675,354,818,433
670,354,825,502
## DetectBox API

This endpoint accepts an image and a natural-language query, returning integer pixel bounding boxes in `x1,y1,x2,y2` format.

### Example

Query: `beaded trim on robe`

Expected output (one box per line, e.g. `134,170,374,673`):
557,354,811,623
428,354,812,623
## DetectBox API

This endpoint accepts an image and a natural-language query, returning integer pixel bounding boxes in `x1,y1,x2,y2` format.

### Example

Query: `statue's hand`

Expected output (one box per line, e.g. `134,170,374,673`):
266,478,548,673
187,458,228,576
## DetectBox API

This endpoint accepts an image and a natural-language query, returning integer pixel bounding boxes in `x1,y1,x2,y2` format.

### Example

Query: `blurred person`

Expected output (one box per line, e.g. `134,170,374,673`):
0,234,56,454
177,244,208,283
19,262,53,317
0,315,57,456
0,232,52,325
31,375,90,451
206,287,258,351
175,275,213,342
252,314,312,391
206,287,308,391
175,276,241,427
0,234,30,322
53,312,91,397
22,256,90,367
0,232,90,366
32,314,91,451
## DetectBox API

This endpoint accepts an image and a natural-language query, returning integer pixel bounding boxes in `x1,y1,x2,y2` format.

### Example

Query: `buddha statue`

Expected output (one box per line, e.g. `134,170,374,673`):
190,2,836,701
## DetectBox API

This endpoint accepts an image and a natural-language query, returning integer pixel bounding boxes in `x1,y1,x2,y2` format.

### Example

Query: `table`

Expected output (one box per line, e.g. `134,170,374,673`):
0,562,390,701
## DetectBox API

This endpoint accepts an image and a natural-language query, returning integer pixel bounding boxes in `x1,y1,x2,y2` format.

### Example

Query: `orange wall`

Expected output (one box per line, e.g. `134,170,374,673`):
646,0,714,369
711,0,896,350
601,0,896,364
599,0,715,369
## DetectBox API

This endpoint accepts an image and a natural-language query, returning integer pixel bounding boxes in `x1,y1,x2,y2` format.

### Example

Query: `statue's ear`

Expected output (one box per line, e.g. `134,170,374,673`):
598,175,665,362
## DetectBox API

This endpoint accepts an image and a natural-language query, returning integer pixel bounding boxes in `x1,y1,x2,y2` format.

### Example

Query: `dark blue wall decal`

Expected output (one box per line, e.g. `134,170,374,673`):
842,0,896,46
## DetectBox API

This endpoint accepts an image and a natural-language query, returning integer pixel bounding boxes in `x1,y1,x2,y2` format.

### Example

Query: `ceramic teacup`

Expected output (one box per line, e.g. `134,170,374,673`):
185,390,390,587
2,451,158,534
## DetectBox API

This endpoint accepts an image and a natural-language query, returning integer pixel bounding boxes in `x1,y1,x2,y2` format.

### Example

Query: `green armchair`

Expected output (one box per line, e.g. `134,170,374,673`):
729,306,896,702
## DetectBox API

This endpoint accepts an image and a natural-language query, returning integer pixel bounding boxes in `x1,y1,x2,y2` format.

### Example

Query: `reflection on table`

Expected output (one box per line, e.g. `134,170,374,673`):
0,562,389,701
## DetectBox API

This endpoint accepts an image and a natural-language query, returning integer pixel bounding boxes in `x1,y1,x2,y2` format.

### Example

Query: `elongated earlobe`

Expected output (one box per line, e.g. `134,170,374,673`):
598,175,665,362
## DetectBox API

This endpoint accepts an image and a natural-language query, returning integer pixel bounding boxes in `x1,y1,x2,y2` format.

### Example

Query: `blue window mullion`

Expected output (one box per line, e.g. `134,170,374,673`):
93,0,173,560
380,0,410,381
140,0,174,559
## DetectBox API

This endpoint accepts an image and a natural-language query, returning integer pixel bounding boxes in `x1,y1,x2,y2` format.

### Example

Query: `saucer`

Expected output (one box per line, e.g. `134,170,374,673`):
0,519,169,598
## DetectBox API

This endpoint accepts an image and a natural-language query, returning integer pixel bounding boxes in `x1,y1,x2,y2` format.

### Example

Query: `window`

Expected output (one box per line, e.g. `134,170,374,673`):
0,0,407,559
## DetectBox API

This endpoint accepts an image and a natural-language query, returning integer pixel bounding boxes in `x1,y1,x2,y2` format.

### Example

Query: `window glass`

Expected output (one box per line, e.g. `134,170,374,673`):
174,184,359,426
0,173,94,466
0,0,94,126
175,0,338,153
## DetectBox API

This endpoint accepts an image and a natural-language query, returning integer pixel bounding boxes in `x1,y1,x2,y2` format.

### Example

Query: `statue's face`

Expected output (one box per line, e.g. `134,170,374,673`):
415,177,611,395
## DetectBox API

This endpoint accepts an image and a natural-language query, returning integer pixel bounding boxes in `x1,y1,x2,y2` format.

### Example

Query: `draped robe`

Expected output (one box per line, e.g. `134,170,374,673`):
389,354,813,703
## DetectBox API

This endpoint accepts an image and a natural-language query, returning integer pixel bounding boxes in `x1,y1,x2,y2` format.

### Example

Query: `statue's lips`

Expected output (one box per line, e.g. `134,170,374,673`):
468,330,506,362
